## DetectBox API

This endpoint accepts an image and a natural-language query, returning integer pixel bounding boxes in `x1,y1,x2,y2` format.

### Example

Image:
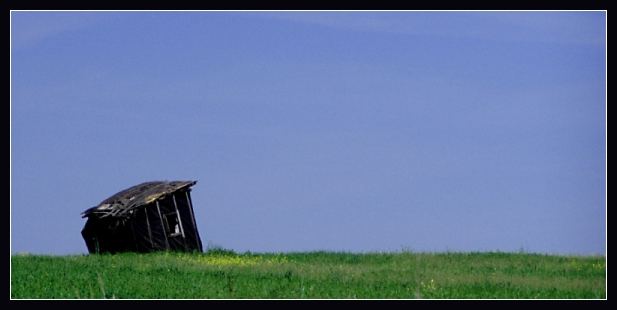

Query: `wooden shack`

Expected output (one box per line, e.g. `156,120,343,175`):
81,181,203,254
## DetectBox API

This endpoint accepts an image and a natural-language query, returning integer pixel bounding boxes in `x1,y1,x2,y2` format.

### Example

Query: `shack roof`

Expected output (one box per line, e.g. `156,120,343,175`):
81,181,197,219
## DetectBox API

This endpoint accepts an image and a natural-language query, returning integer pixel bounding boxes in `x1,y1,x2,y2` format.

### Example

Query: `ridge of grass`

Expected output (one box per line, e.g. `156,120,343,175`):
11,249,606,299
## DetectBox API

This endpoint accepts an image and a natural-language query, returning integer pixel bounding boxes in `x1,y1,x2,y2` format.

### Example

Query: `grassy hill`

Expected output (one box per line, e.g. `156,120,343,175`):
11,248,606,299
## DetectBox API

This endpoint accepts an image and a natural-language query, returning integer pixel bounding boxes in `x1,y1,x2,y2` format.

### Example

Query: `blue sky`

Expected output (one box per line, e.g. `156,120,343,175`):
10,11,606,255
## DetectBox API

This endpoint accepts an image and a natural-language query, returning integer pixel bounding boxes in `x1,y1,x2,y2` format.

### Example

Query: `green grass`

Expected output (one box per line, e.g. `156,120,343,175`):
11,249,606,299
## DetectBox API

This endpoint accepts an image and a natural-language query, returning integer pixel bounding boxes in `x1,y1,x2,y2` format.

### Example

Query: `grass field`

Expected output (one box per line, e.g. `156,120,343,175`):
11,248,606,299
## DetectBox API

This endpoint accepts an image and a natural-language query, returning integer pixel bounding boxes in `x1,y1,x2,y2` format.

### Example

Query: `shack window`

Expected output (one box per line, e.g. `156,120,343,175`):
163,212,182,237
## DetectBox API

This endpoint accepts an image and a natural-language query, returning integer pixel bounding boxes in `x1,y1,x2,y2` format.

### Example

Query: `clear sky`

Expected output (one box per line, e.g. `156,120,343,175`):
10,11,606,256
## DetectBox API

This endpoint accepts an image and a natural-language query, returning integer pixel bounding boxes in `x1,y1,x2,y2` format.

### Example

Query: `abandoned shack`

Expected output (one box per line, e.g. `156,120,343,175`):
81,180,203,254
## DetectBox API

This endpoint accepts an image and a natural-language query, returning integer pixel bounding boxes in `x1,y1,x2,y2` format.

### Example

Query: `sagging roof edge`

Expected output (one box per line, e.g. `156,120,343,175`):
81,180,197,219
